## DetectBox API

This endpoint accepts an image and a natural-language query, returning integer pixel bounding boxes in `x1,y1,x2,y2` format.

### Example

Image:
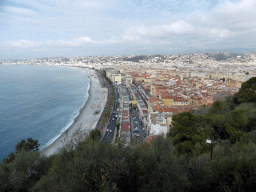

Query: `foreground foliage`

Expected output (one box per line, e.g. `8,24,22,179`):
1,77,256,191
2,135,256,191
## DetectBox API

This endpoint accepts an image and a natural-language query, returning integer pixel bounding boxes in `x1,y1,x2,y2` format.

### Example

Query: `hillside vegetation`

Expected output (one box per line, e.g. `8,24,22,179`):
1,77,256,192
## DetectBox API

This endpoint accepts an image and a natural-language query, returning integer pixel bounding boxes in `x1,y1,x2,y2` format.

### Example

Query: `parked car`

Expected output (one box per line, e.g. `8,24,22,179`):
107,129,109,132
112,118,115,121
110,130,112,133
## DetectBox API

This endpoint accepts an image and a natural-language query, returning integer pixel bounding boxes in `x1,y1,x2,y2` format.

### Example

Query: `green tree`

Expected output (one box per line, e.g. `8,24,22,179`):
208,100,230,115
2,153,15,164
225,124,250,144
15,138,40,154
89,129,101,140
236,77,256,103
249,130,256,144
211,114,229,140
170,111,216,157
236,103,256,132
202,142,256,192
225,110,248,132
2,138,40,164
0,151,52,192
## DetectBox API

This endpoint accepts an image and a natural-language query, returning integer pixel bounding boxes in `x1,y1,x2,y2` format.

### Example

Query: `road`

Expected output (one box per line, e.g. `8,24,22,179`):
102,85,119,144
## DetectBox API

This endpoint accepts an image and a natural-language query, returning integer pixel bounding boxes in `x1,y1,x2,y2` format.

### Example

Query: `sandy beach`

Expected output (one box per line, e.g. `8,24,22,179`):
40,68,108,157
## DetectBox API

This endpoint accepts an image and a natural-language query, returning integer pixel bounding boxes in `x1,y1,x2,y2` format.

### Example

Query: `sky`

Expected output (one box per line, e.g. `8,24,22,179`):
0,0,256,60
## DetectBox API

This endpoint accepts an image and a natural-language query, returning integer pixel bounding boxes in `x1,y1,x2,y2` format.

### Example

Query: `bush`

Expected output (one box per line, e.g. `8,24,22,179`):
202,142,256,192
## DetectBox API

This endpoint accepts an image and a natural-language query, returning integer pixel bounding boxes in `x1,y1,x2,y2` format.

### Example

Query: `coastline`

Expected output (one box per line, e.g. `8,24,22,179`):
40,68,108,157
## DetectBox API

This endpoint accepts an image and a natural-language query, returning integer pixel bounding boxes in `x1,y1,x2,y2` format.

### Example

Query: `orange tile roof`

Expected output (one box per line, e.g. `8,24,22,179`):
121,122,130,132
143,135,161,145
152,103,164,113
163,107,178,113
148,96,161,103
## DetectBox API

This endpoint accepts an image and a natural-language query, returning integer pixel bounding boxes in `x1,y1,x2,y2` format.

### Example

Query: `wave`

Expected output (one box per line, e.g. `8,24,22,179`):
42,74,91,149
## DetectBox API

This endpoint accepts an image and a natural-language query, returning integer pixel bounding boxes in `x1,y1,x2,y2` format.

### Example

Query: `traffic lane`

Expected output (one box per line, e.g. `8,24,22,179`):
103,110,116,140
103,123,111,141
102,86,118,142
105,113,117,142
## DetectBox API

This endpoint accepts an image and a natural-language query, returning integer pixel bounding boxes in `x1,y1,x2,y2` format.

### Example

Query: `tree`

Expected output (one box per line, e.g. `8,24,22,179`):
0,151,52,192
236,103,256,132
225,110,248,132
170,111,216,157
202,141,256,192
2,138,40,164
15,138,40,154
2,153,15,164
194,105,211,116
236,77,256,103
225,124,250,144
208,100,230,115
89,129,101,140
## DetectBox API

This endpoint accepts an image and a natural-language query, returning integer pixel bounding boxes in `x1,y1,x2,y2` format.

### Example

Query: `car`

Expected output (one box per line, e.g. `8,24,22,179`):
143,128,145,130
107,129,109,132
117,109,119,111
110,130,112,133
116,115,118,117
112,118,115,121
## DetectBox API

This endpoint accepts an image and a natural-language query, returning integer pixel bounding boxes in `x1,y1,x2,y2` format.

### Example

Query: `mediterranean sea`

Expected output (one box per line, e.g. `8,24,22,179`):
0,65,90,162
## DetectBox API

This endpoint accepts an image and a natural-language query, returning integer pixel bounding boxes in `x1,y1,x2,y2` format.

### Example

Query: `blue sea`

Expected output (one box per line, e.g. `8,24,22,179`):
0,65,90,162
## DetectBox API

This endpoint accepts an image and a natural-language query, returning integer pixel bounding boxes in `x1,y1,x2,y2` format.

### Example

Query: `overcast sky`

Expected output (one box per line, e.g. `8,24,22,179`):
1,0,256,60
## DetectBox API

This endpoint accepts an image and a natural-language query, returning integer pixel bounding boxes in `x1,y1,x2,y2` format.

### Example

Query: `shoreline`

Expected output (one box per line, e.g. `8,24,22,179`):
40,68,108,157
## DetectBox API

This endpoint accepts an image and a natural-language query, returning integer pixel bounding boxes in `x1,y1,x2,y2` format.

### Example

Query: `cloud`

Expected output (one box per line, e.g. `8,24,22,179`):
2,0,256,60
7,36,95,48
5,6,38,17
46,37,94,46
210,0,256,31
75,37,94,43
161,21,194,34
82,1,100,7
7,40,40,47
216,0,256,13
122,20,195,43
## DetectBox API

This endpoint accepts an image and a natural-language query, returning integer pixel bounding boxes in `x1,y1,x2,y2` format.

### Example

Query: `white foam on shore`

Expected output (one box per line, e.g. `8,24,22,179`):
42,71,91,149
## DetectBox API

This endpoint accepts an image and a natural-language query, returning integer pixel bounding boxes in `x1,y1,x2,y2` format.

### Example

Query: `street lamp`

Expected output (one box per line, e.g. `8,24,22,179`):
206,138,221,160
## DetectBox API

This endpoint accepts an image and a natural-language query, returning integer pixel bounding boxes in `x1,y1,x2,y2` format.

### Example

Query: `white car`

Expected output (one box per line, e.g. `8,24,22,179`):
110,130,112,133
107,129,109,132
